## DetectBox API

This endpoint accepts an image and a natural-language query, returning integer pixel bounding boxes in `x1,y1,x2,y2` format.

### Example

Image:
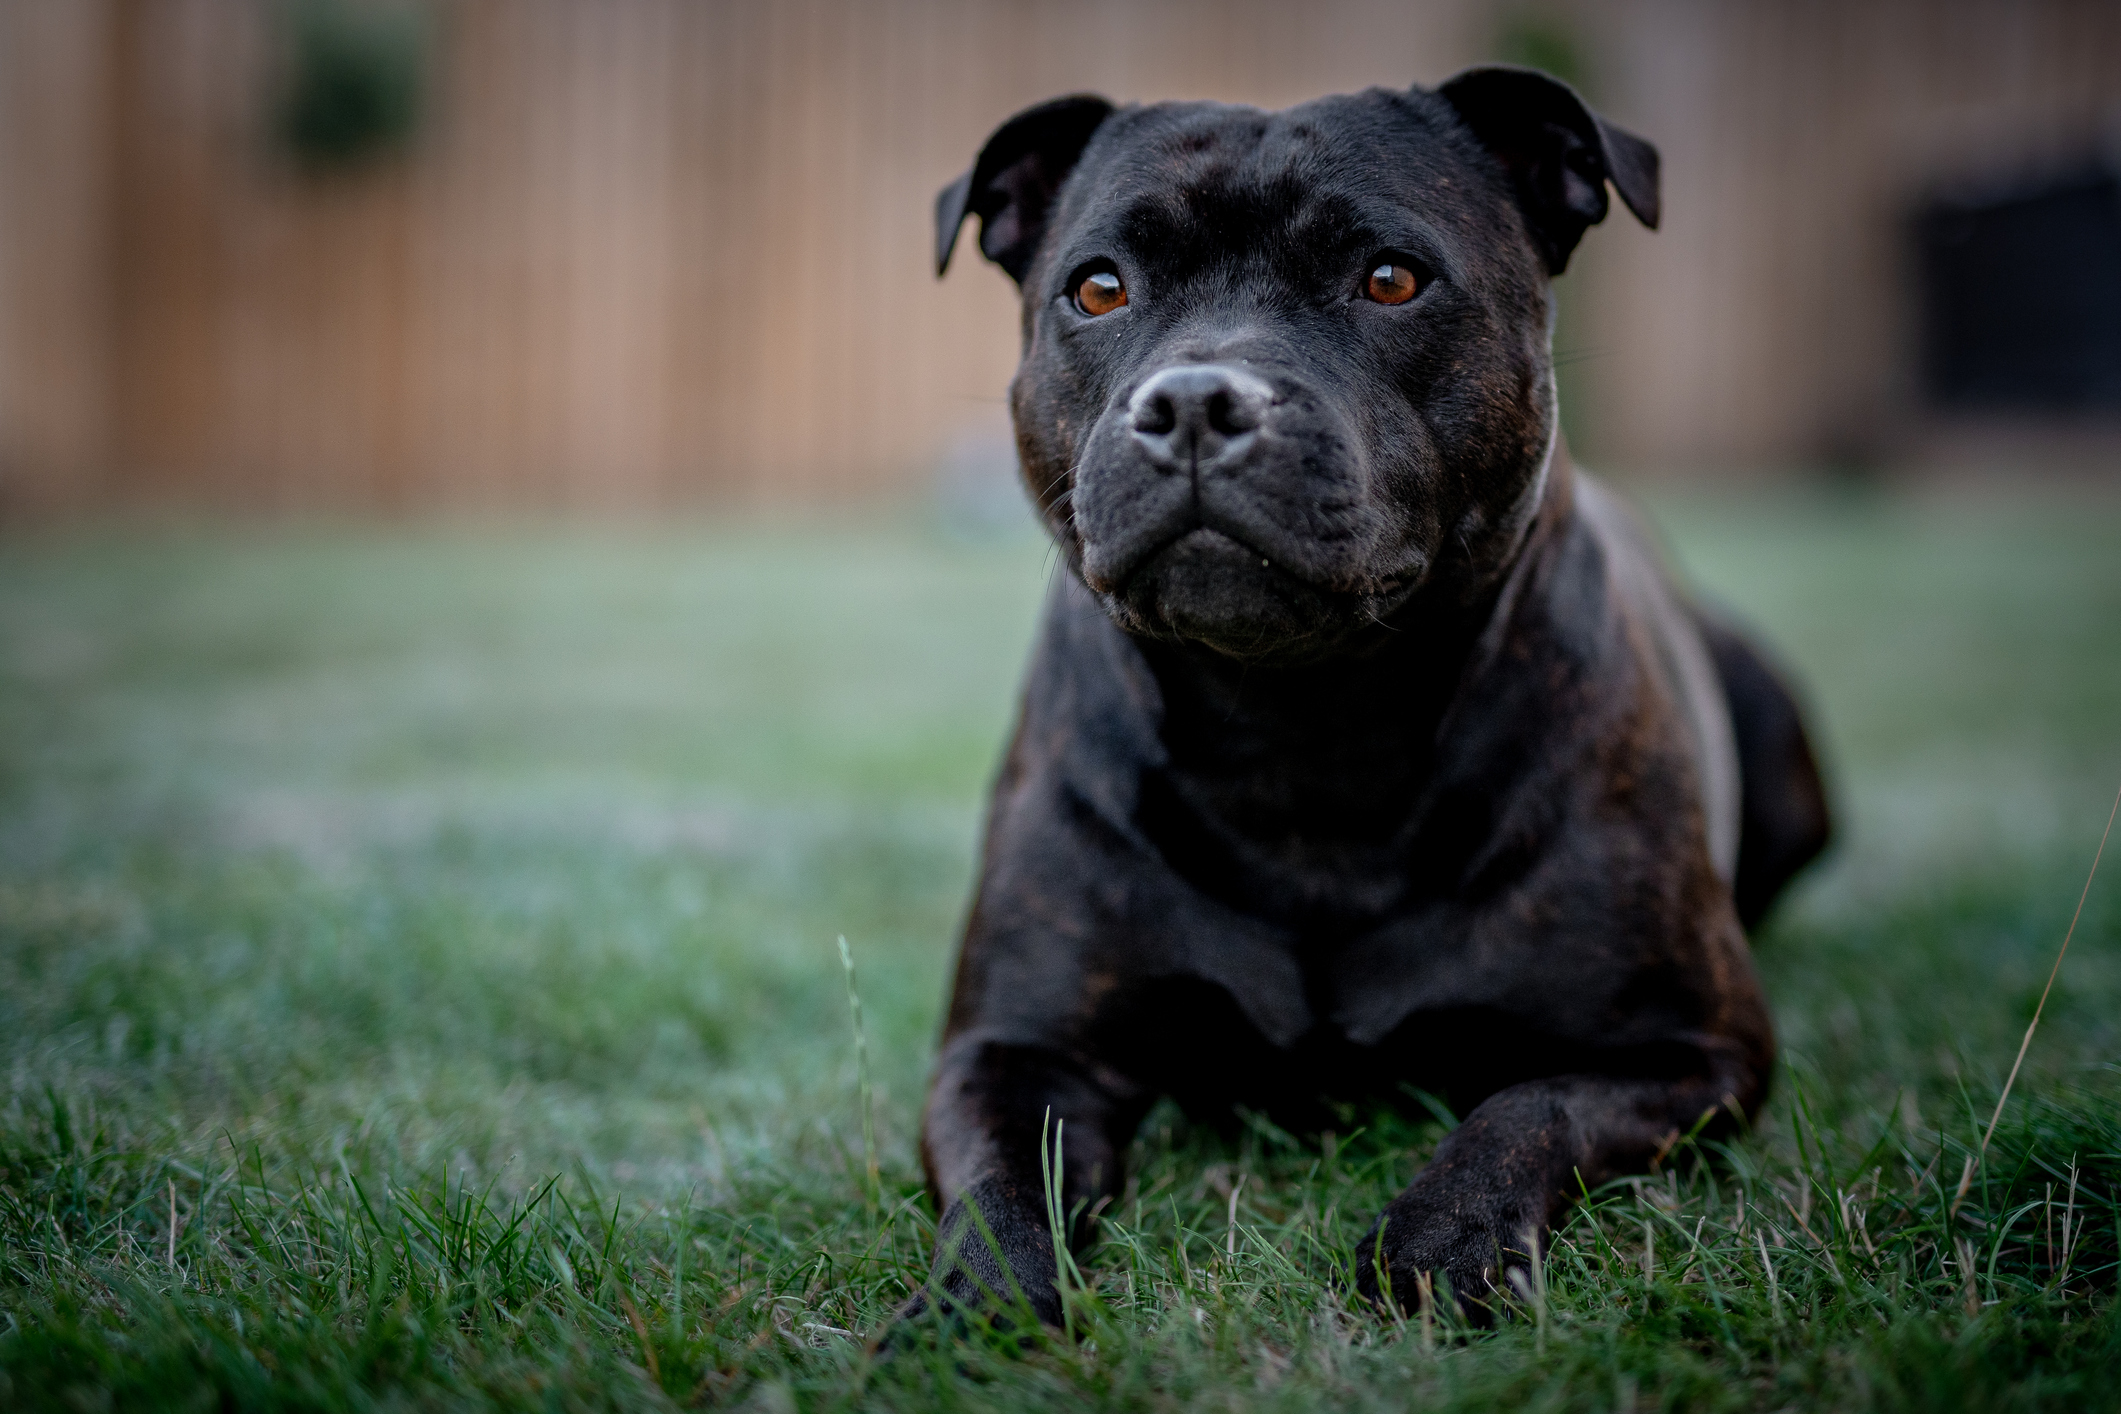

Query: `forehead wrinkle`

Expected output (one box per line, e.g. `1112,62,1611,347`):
1112,144,1339,270
1114,186,1386,294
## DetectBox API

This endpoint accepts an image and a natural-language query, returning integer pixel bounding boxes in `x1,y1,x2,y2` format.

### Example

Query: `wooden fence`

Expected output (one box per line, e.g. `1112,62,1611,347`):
1,0,2116,514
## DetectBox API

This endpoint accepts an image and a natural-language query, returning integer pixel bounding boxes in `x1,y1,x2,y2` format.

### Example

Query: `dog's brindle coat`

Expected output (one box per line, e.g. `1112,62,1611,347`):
910,68,1830,1326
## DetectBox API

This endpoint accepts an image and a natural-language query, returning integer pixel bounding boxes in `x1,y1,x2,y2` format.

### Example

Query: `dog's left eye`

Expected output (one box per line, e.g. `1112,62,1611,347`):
1365,263,1420,305
1075,270,1128,317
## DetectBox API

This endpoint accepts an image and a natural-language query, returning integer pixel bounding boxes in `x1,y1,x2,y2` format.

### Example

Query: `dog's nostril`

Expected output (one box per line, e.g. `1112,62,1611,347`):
1205,390,1232,433
1133,392,1179,436
1204,389,1258,437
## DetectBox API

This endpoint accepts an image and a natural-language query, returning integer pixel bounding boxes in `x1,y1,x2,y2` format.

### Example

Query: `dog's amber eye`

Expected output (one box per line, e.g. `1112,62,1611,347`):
1075,270,1128,316
1365,263,1420,305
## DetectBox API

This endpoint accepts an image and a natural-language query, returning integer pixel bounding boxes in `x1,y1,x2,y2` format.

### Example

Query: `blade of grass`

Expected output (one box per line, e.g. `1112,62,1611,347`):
1975,778,2121,1157
838,935,879,1215
1040,1107,1085,1340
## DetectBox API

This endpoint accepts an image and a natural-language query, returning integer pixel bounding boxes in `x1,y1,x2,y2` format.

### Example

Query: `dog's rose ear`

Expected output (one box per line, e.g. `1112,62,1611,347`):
936,94,1114,282
1438,65,1659,276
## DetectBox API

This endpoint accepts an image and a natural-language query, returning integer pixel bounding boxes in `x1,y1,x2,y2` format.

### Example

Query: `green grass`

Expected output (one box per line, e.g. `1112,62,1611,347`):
2,488,2118,1410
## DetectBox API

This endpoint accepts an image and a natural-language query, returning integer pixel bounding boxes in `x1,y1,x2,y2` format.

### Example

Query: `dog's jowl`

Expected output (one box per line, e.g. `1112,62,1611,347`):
909,67,1830,1328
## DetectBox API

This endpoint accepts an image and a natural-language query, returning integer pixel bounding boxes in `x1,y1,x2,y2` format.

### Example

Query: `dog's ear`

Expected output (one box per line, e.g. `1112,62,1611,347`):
936,94,1114,283
1437,65,1658,275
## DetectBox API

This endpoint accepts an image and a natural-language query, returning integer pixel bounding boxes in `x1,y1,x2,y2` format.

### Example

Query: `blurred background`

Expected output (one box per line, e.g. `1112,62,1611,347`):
3,0,2120,517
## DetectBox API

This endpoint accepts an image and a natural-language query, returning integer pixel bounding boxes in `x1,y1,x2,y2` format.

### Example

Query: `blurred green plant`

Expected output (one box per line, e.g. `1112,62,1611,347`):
277,0,427,169
1495,9,1590,94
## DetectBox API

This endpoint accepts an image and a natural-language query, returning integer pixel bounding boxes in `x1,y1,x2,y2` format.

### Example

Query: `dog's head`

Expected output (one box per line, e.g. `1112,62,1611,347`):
937,68,1657,662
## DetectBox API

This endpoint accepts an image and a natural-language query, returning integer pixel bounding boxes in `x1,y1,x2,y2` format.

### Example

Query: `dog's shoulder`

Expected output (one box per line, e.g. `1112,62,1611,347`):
1568,475,1742,882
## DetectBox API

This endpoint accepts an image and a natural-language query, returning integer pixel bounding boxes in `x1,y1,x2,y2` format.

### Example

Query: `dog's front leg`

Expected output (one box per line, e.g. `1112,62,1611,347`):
1354,1058,1759,1318
898,1035,1135,1333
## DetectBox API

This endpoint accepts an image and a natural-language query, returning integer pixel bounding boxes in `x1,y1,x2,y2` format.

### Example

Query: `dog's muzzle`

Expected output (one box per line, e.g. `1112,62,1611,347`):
1071,357,1410,658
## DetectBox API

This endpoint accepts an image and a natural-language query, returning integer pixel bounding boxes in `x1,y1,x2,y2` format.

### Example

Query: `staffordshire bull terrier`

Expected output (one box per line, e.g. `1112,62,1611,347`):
908,65,1830,1327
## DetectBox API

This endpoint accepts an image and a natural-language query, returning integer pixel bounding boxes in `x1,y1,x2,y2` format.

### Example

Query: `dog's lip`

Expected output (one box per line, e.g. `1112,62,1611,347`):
1080,520,1198,593
1078,488,1301,590
1083,519,1264,595
1084,519,1420,604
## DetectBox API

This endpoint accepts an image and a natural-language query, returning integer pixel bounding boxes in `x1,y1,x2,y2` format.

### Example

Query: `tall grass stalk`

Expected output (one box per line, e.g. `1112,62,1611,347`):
1953,776,2121,1217
1977,777,2120,1155
838,934,880,1215
1040,1107,1087,1341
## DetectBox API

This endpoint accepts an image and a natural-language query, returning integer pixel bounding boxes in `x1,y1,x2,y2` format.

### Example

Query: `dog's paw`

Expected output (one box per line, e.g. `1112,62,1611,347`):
871,1287,945,1356
1352,1187,1545,1324
871,1263,1061,1354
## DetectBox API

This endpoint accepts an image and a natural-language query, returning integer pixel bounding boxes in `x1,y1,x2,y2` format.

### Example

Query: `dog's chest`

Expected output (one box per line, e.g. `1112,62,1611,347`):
1130,640,1472,927
1137,724,1442,926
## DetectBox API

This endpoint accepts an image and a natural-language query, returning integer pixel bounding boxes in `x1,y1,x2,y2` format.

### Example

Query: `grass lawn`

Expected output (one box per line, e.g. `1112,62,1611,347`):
3,485,2119,1410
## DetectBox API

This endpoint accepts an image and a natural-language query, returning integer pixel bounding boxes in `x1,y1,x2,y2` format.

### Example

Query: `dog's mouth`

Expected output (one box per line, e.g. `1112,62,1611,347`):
1062,396,1429,659
1096,525,1420,660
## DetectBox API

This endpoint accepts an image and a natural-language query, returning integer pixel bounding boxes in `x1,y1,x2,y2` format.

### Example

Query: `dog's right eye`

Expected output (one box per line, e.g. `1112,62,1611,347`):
1365,263,1421,305
1074,270,1128,317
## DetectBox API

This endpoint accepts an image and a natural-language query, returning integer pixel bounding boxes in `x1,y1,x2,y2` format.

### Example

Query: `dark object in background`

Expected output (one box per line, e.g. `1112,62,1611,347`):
278,0,426,169
1915,166,2121,413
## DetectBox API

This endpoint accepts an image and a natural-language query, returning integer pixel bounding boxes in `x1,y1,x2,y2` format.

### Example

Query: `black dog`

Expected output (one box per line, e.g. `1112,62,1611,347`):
908,66,1829,1327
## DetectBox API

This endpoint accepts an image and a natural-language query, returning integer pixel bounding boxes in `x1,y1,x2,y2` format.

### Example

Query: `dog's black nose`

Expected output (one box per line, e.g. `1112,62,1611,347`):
1127,364,1273,472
